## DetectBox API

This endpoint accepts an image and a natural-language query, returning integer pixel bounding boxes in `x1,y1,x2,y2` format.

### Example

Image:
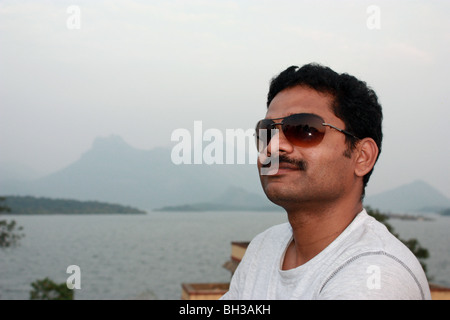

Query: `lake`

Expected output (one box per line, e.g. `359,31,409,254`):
0,211,448,299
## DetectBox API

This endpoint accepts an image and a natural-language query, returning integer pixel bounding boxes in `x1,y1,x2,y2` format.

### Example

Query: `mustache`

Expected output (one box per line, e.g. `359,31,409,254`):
262,154,307,171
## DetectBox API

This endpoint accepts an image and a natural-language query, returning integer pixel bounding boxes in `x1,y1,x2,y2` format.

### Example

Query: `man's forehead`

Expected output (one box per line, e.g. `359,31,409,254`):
266,86,335,119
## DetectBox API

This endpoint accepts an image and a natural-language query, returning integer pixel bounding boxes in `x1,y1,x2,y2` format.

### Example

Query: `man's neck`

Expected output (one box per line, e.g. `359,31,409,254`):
282,200,363,270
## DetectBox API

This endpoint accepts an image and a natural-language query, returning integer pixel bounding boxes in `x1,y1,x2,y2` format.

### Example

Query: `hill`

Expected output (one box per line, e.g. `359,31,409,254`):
155,180,450,214
0,135,263,211
155,186,281,212
2,196,146,214
2,135,448,214
364,180,450,213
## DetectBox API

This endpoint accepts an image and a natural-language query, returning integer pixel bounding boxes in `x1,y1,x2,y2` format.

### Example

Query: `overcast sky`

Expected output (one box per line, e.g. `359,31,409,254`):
0,0,449,197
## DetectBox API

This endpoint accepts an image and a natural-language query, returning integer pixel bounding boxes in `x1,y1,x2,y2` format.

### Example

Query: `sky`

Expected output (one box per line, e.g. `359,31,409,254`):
0,0,449,198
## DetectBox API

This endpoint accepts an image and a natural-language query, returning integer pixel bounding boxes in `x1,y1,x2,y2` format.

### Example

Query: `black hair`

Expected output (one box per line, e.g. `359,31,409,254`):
267,63,383,198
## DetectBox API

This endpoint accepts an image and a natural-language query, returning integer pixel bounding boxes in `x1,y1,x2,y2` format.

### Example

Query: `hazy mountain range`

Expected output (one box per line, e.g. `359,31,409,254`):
1,135,449,214
364,180,450,213
0,135,266,211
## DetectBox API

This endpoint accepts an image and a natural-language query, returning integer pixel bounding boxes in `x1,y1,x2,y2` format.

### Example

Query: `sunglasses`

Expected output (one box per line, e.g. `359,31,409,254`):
255,113,359,151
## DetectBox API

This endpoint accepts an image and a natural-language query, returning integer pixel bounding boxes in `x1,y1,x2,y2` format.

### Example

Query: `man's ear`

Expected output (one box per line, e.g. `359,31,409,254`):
354,138,379,178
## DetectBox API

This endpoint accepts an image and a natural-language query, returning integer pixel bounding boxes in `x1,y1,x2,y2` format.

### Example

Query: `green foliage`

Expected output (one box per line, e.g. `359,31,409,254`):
3,195,146,214
30,277,74,300
0,220,24,248
0,197,24,248
366,206,430,276
0,196,11,213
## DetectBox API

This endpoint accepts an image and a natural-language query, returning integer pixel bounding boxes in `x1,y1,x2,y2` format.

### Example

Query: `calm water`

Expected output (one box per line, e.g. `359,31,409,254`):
0,211,448,300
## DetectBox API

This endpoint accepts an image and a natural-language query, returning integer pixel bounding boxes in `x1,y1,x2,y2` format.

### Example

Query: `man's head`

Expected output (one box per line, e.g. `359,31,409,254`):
257,63,382,210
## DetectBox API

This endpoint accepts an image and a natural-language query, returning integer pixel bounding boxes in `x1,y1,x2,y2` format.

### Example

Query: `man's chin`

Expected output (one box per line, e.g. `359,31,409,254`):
263,184,298,207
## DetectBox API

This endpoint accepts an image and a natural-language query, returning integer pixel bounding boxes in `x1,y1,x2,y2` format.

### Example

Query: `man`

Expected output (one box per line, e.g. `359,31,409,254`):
221,63,430,300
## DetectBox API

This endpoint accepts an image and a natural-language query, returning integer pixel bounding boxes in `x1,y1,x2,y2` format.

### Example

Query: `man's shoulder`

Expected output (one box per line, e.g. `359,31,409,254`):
244,222,291,256
251,222,291,244
340,210,425,276
349,210,415,258
318,209,431,299
256,222,291,237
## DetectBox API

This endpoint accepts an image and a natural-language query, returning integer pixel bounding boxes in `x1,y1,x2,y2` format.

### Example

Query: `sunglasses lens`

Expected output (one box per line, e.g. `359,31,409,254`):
255,114,325,151
283,114,325,147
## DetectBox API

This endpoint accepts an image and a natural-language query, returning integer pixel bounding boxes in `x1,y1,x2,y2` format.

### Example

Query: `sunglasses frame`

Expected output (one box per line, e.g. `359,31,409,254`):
255,113,360,150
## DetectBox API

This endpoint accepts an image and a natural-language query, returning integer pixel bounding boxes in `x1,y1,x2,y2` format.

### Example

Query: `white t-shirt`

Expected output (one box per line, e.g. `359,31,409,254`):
221,209,431,300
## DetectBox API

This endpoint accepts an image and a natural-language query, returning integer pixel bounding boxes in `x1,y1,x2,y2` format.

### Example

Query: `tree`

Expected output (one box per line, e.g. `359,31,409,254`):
0,197,24,248
366,206,430,275
30,277,74,300
0,197,11,213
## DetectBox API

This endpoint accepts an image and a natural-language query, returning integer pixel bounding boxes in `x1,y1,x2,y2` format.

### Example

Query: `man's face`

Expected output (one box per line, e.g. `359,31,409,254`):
257,85,357,210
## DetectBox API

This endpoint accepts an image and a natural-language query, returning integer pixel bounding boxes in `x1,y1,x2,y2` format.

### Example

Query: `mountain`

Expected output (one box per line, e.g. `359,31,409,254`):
155,186,280,212
0,135,263,211
0,161,42,181
364,180,450,213
2,135,448,214
156,179,450,214
214,186,270,207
